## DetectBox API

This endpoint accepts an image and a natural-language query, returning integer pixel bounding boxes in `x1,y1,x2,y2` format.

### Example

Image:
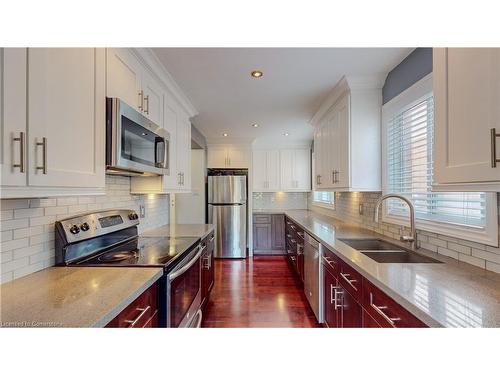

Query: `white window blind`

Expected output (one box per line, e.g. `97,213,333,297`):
313,191,335,206
386,95,486,228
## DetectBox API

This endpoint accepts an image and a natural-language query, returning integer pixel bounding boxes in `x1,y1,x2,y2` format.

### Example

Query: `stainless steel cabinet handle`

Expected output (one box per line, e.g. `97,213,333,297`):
228,157,231,166
36,137,47,174
138,90,144,111
340,272,358,291
333,286,343,310
318,175,322,185
491,128,499,168
180,172,184,186
144,95,149,114
296,244,303,255
124,305,151,327
12,132,25,173
209,235,215,243
369,293,401,327
322,255,337,267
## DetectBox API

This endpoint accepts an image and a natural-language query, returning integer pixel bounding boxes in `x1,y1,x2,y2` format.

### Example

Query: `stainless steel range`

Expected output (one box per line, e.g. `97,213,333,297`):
55,209,202,328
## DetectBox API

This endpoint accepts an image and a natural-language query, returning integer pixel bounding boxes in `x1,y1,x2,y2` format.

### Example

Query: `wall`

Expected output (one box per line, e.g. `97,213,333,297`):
382,48,432,104
308,192,500,274
253,192,308,211
0,175,169,283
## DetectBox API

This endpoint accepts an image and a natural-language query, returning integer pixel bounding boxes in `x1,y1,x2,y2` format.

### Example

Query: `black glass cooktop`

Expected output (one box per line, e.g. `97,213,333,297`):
75,236,200,271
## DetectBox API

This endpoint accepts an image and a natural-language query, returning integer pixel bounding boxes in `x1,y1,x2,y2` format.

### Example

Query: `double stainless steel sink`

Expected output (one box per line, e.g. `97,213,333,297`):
338,238,442,264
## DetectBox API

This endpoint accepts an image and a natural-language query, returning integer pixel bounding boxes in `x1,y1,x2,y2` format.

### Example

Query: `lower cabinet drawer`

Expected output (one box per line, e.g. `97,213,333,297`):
363,280,427,328
106,283,158,328
254,214,271,223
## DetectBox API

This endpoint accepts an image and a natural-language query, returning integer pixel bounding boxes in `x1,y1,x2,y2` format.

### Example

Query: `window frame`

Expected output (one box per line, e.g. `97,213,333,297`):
381,73,498,246
312,191,336,210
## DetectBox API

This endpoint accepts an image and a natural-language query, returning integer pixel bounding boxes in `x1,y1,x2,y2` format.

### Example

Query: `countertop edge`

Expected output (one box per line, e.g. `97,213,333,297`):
90,268,163,328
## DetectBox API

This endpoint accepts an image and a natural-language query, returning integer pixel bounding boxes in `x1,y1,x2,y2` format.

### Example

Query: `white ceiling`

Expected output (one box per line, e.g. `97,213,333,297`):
153,48,412,145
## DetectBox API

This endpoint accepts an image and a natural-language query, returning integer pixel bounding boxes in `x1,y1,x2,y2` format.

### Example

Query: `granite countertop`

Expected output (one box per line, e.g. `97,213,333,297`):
142,224,215,239
284,210,500,328
0,267,163,328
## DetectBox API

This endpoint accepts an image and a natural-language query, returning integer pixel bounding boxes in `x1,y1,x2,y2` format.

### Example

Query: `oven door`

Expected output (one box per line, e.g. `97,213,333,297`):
107,98,169,176
167,245,202,328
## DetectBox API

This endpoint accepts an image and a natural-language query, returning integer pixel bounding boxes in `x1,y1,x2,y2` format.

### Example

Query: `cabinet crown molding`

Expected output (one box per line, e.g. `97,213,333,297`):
310,74,385,127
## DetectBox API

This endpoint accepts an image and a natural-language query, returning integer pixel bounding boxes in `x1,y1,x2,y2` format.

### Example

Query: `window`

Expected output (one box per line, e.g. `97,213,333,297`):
382,74,497,246
313,191,335,208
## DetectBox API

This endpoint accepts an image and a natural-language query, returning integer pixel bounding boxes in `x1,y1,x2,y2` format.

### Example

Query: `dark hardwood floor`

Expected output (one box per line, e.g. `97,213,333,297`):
202,256,321,328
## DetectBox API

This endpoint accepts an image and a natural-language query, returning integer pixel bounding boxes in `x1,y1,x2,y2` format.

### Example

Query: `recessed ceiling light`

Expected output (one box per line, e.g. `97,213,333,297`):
251,70,263,78
223,133,228,137
252,123,259,128
283,132,289,136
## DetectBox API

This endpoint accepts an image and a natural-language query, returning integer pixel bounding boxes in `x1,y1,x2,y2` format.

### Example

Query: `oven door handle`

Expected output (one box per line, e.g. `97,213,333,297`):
168,245,202,281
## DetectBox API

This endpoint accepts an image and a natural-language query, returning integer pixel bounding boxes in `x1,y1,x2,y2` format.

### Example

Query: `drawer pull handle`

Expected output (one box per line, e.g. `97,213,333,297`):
124,305,151,327
209,236,215,243
322,255,337,267
340,272,358,291
369,293,401,327
12,132,26,173
491,128,500,168
331,285,342,310
36,137,47,174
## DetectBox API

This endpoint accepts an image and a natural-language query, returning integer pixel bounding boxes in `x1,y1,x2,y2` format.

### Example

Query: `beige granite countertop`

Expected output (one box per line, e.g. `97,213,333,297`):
253,209,287,214
0,267,163,328
142,224,214,239
285,210,500,328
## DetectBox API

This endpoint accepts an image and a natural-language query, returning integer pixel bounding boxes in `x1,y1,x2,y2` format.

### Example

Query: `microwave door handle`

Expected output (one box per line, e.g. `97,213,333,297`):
168,245,203,281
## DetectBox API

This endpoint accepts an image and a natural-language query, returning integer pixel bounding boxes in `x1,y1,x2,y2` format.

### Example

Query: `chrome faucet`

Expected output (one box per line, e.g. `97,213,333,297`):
374,193,418,250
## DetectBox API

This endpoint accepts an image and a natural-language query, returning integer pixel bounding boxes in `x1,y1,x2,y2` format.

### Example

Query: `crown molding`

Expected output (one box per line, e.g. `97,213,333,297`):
310,74,386,127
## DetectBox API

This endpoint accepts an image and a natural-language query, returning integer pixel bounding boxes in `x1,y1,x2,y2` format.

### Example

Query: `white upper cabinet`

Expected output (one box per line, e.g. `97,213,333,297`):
207,145,251,168
106,48,166,127
311,76,382,192
106,48,143,111
141,68,165,128
252,150,280,191
1,48,27,188
280,149,311,191
433,48,500,191
253,148,311,192
1,48,106,198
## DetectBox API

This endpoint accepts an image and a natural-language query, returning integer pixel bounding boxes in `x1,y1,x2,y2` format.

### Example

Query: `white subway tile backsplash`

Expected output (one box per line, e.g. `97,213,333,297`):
0,175,169,283
308,191,500,274
253,192,308,210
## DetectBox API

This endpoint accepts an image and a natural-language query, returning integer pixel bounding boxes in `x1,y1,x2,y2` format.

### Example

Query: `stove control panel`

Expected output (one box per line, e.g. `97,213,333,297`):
55,209,140,244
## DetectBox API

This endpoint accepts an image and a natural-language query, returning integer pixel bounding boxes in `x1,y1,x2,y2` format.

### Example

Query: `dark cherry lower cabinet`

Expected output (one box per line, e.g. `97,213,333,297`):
106,282,158,328
253,214,285,255
321,247,427,328
285,218,304,282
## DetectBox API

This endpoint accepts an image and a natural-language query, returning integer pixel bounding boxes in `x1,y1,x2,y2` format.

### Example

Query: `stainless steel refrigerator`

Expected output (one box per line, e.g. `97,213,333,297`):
208,175,247,258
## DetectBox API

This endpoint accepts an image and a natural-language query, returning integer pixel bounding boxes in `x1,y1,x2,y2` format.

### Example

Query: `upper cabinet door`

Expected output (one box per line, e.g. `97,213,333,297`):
434,48,500,188
163,97,178,190
27,48,105,188
207,147,228,168
141,69,165,127
252,150,267,191
293,148,311,191
266,150,280,191
106,48,143,111
279,149,294,190
334,94,350,188
1,48,27,187
176,114,191,190
226,147,250,168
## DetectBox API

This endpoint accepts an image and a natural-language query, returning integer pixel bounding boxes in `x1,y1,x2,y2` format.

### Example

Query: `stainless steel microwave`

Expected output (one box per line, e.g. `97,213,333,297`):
106,97,169,176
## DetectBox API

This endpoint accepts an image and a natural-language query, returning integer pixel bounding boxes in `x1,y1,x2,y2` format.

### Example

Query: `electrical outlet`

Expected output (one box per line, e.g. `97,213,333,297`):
139,205,146,218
